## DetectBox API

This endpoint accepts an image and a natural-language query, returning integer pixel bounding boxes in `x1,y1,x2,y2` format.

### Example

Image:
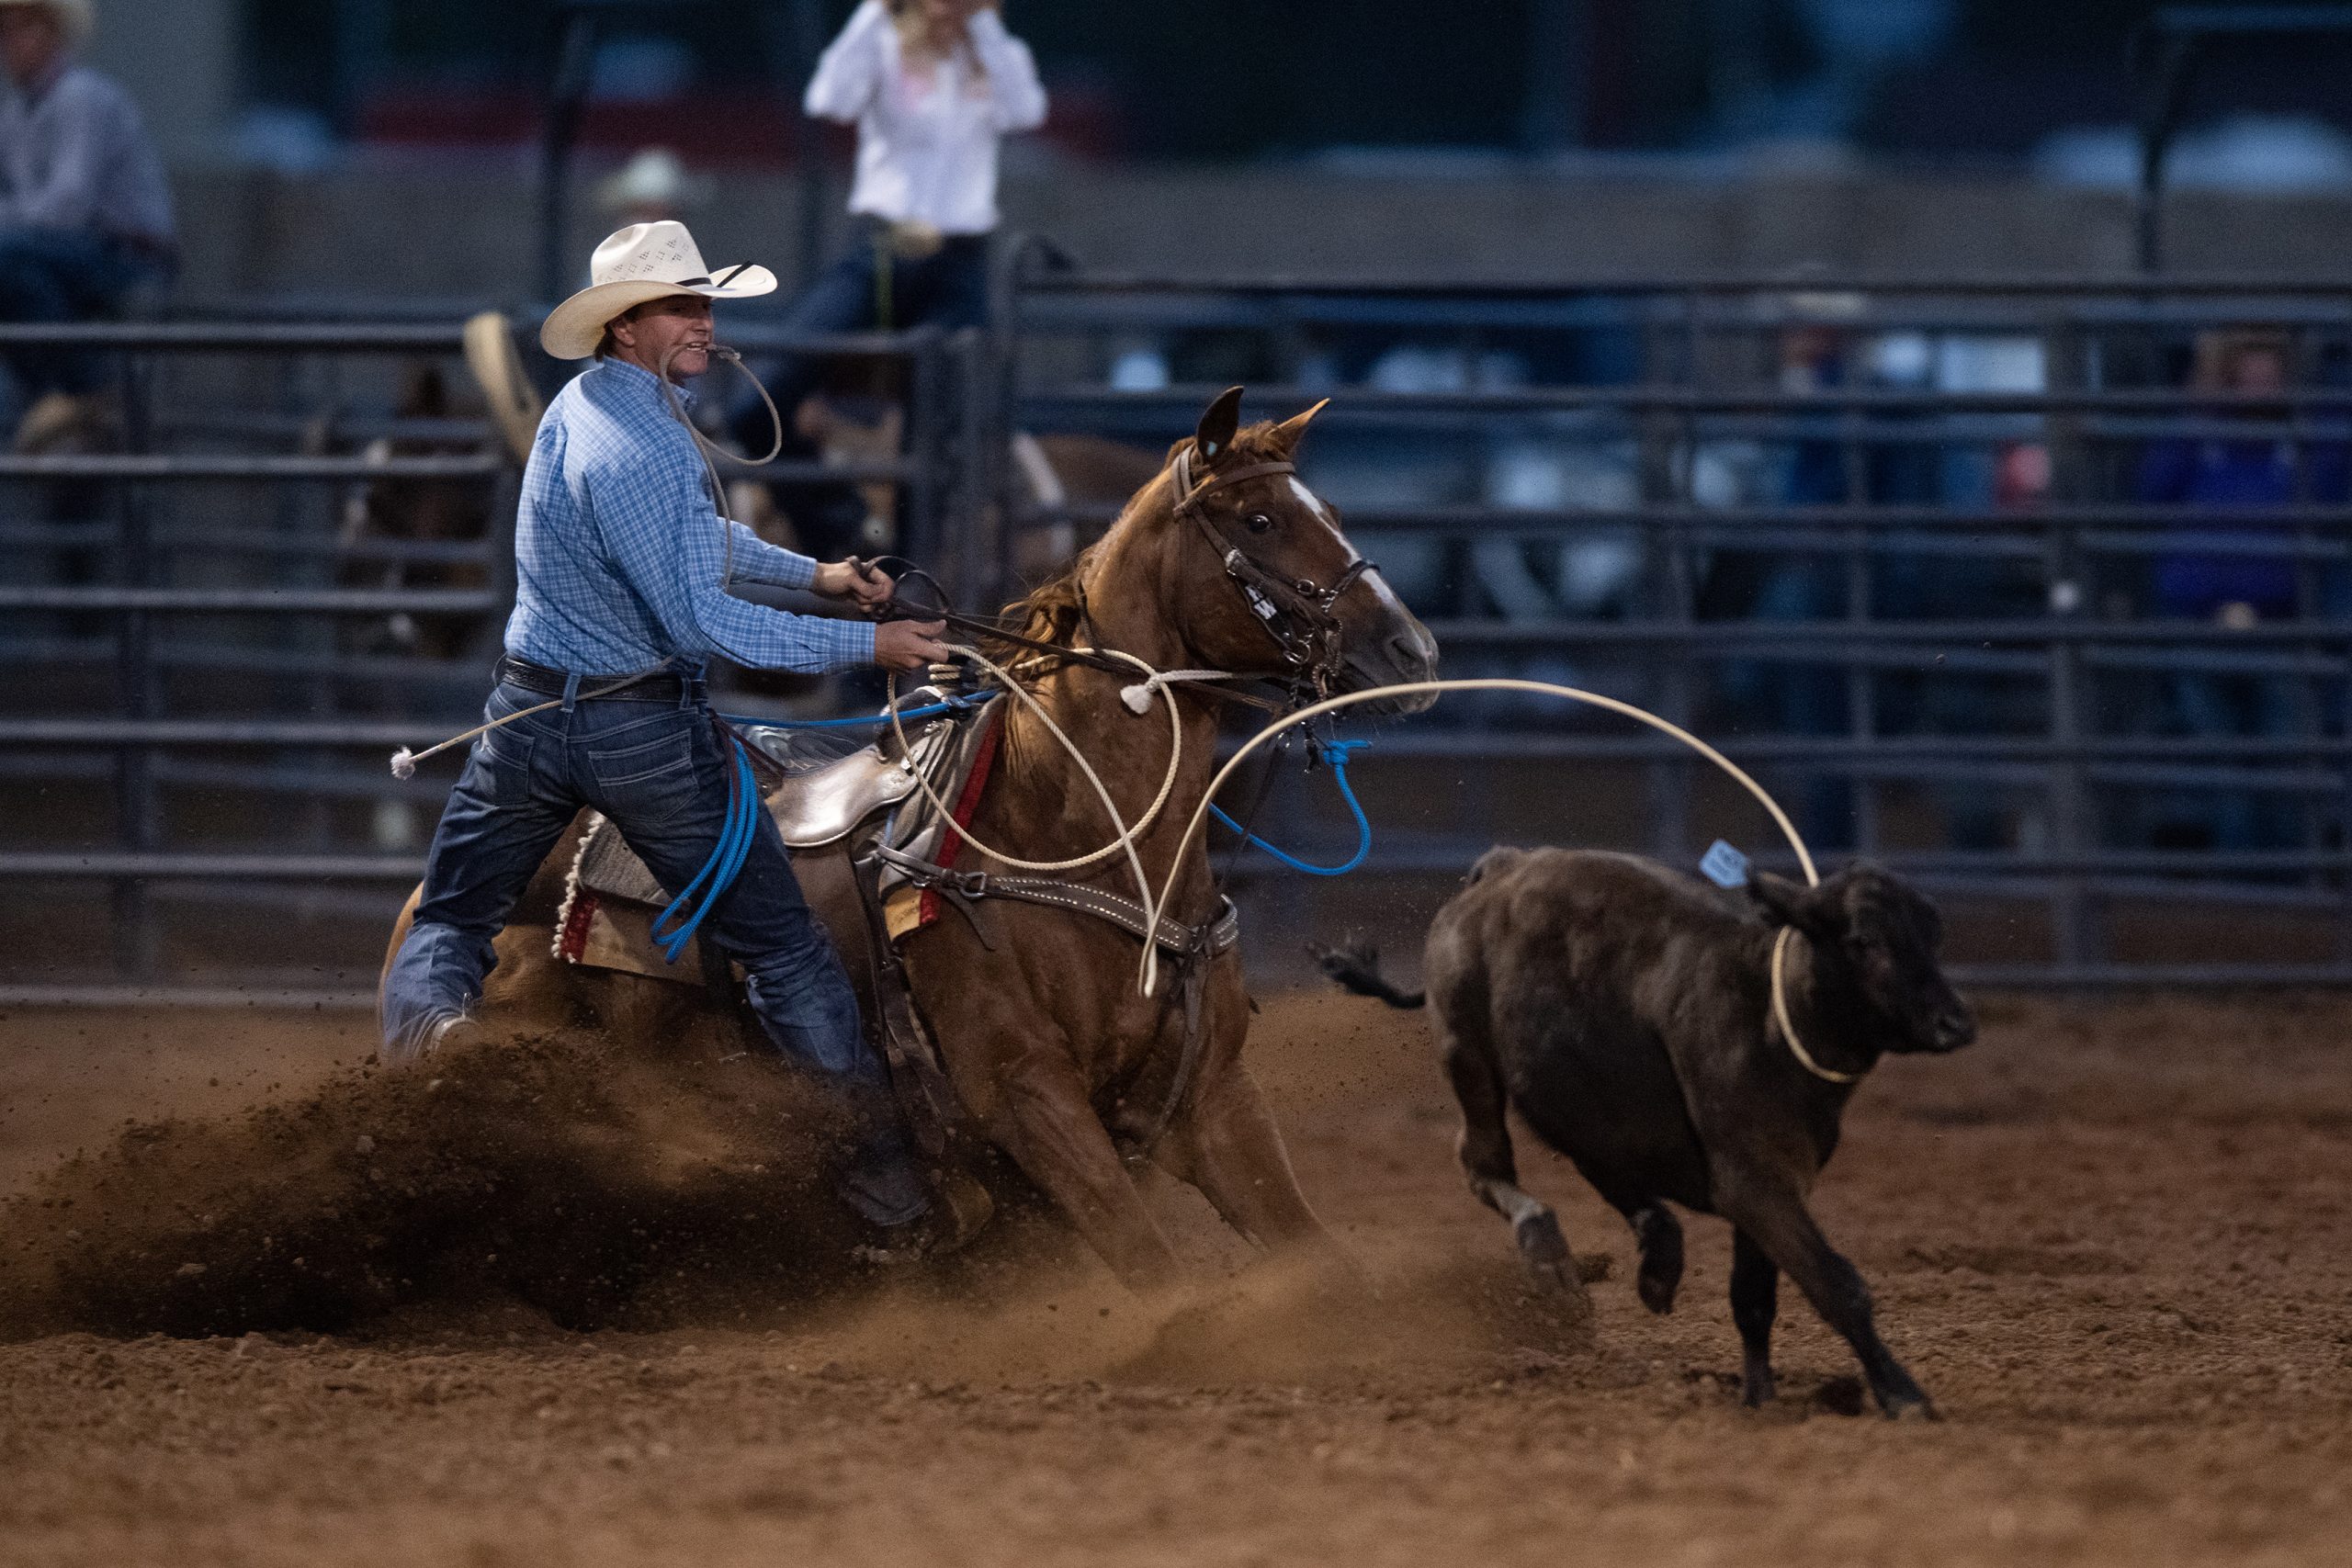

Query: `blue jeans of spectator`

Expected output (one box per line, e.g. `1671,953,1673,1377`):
0,227,169,400
729,225,990,559
379,676,932,1226
764,223,990,410
2163,671,2306,852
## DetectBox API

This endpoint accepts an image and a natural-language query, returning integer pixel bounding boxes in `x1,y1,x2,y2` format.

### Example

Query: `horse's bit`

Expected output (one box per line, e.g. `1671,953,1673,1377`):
1168,446,1376,694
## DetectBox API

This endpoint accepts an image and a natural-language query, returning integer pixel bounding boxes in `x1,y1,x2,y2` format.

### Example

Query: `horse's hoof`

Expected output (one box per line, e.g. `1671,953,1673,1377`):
929,1168,995,1257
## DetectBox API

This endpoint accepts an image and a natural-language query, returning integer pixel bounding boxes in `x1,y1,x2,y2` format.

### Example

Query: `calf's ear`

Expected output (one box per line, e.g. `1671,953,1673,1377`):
1747,871,1840,941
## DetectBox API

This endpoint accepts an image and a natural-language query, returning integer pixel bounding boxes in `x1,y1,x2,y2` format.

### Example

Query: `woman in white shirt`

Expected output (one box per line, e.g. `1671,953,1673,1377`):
741,0,1046,554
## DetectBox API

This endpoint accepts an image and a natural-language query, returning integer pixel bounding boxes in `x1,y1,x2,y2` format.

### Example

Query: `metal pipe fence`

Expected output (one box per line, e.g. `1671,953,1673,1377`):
0,315,987,1002
9,277,2352,999
1002,267,2352,985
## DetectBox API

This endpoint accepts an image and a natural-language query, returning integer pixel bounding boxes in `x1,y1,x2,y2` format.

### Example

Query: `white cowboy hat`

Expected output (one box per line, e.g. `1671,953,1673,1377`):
538,220,775,361
0,0,95,41
596,147,713,217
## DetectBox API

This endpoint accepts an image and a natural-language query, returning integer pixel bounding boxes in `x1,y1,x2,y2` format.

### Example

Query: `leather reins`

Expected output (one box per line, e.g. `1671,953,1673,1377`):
863,445,1375,710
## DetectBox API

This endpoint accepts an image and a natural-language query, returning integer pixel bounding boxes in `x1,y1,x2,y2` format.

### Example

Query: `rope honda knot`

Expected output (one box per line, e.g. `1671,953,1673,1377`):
1120,669,1247,716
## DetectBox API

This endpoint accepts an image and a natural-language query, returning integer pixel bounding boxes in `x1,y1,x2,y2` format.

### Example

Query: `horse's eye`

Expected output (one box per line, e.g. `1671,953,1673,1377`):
1245,513,1273,535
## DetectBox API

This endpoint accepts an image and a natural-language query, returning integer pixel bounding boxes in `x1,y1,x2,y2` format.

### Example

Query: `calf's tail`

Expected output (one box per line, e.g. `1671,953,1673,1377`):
1310,941,1427,1010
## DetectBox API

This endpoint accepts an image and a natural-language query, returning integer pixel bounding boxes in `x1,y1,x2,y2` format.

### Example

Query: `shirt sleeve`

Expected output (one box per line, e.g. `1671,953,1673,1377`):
966,9,1047,132
586,441,876,673
0,78,107,231
719,521,820,590
805,0,891,124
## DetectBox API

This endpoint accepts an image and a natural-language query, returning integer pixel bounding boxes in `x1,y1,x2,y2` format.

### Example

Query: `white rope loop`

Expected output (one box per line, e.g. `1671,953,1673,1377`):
1134,679,1838,1081
1770,926,1859,1084
888,646,1192,876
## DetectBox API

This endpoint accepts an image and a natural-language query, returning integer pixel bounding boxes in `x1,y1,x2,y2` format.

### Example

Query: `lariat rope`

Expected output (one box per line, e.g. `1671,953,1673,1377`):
1125,676,1845,1085
888,645,1258,995
655,339,784,590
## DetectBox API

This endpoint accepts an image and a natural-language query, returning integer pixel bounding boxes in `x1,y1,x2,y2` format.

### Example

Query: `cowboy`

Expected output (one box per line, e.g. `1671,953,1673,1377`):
379,220,953,1235
0,0,175,451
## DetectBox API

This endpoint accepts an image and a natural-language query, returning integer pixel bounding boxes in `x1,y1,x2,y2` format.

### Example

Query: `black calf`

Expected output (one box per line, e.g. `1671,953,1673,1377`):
1318,847,1973,1420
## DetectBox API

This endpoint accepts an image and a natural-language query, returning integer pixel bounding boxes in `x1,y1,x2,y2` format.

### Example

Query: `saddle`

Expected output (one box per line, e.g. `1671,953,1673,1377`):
553,690,986,978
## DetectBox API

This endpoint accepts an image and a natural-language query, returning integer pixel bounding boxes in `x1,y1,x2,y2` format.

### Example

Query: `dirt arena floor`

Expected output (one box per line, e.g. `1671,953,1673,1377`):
2,989,2348,1567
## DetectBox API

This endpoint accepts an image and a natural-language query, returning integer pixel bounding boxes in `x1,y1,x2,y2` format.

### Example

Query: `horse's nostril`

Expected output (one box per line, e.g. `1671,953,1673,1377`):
1387,631,1434,676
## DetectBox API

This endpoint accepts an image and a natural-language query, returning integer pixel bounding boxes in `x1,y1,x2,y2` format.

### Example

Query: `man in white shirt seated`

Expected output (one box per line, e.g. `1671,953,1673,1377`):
0,0,175,452
738,0,1046,558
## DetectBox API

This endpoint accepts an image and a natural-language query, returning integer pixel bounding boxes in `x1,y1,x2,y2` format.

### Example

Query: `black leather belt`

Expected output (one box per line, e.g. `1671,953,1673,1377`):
495,656,702,703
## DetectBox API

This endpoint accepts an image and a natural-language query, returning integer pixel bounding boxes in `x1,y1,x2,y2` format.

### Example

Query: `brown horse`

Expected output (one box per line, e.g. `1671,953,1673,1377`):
382,388,1440,1289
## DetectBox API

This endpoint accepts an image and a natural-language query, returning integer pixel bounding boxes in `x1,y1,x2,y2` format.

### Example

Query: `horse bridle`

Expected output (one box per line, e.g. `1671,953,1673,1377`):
868,446,1375,704
1168,445,1376,694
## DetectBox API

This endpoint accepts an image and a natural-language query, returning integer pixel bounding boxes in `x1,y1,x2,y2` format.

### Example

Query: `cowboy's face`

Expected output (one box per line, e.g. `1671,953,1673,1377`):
0,7,65,88
610,295,714,382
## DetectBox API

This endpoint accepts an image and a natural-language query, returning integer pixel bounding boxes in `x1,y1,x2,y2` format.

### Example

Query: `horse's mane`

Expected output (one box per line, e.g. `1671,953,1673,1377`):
993,420,1294,648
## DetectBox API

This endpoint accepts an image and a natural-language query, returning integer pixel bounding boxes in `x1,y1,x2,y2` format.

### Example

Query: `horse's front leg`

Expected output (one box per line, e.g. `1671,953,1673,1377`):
976,1039,1184,1292
1158,1061,1348,1268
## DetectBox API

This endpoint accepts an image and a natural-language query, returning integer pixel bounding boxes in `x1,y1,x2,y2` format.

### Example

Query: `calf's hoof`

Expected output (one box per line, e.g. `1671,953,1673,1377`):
1880,1389,1939,1422
1631,1208,1683,1314
1512,1208,1569,1267
1740,1367,1777,1407
1510,1210,1590,1299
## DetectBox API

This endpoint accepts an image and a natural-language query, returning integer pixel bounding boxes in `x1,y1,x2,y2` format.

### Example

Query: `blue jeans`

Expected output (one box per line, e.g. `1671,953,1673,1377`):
380,675,932,1225
0,226,169,398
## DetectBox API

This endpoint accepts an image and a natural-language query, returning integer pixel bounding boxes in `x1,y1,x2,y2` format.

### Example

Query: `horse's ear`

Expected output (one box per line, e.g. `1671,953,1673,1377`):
1268,397,1330,455
1194,385,1245,464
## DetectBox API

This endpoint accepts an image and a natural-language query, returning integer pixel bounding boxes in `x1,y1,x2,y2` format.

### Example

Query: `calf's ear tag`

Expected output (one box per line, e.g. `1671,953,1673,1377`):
1701,840,1750,890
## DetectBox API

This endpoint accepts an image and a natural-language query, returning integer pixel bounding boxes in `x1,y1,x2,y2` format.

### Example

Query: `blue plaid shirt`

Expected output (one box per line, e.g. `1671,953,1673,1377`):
503,357,877,674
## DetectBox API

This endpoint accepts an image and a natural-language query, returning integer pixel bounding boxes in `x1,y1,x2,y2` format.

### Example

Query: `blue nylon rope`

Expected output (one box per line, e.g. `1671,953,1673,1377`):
1210,739,1373,877
718,698,968,730
651,698,980,964
650,739,761,963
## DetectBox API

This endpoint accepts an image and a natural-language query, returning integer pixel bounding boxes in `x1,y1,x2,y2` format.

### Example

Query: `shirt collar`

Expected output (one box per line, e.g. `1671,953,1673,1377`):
20,52,74,105
594,354,697,411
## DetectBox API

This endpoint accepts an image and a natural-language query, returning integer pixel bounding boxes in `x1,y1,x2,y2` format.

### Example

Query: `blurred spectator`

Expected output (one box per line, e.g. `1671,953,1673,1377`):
1702,307,1870,849
2133,329,2346,624
739,0,1046,558
0,0,175,452
595,146,712,231
2129,328,2347,852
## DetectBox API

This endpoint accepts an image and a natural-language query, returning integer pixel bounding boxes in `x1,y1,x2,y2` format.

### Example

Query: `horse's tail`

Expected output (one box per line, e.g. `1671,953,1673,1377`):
1310,941,1426,1010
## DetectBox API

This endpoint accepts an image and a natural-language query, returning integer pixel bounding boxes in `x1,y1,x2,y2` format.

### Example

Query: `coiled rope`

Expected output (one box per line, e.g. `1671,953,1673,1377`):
648,736,762,963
